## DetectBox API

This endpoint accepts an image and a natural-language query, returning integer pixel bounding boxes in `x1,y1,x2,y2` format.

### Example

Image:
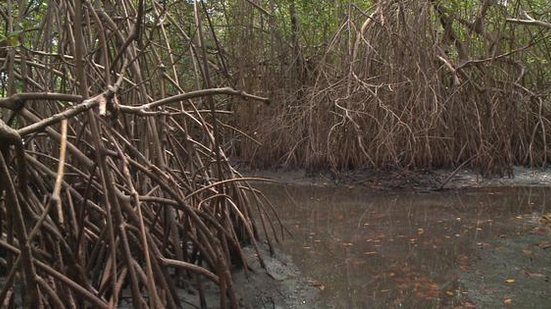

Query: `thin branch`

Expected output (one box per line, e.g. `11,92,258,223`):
0,92,82,110
119,87,269,114
506,11,551,30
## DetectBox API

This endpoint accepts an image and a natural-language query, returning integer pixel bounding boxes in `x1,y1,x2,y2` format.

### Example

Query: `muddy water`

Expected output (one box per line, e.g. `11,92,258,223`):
260,184,550,308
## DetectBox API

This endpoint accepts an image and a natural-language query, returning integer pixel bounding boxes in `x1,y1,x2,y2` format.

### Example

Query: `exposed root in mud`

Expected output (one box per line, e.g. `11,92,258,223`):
0,1,280,307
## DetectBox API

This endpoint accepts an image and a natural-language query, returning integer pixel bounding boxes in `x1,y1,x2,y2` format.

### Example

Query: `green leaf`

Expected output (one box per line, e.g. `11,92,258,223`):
7,31,22,46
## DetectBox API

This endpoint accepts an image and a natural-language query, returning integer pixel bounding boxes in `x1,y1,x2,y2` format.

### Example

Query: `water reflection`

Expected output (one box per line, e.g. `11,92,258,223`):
260,184,549,308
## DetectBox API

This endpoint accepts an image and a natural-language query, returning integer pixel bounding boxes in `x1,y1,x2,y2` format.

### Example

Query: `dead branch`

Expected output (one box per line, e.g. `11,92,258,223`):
507,11,551,30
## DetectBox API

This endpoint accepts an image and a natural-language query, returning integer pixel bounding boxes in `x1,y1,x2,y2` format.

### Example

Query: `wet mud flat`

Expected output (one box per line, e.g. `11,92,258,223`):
232,246,320,308
1,244,320,309
251,176,551,308
247,166,551,190
185,246,320,309
459,224,551,308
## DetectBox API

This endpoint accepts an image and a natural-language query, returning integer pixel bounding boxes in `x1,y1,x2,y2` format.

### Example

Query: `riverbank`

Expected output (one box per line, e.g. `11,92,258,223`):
117,245,321,308
459,219,551,308
233,246,321,308
244,166,551,190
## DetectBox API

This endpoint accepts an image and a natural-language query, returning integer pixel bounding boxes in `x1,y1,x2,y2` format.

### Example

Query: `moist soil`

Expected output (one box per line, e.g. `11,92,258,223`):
182,246,321,309
1,245,322,309
233,246,321,309
458,222,551,308
117,245,322,308
246,166,551,191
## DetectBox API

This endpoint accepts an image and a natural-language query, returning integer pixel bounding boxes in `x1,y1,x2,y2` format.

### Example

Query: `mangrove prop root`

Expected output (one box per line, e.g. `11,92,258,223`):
0,1,278,308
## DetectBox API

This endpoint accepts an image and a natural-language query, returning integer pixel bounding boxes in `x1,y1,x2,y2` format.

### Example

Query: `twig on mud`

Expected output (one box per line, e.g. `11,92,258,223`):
437,156,476,191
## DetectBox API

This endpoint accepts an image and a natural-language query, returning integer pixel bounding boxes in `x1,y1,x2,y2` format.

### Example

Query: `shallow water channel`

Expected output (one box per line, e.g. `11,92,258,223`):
260,184,551,308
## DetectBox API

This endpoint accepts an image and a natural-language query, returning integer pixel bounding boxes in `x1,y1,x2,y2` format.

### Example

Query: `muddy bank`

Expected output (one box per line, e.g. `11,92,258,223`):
116,245,321,308
245,166,551,190
459,218,551,308
193,245,321,308
1,245,319,308
233,246,321,308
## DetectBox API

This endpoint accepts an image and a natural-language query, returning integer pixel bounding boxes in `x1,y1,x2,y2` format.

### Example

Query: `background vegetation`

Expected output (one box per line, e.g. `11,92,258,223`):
220,0,551,175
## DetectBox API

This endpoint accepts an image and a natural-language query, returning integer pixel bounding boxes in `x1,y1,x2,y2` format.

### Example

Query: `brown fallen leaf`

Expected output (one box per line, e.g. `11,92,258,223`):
540,213,551,225
309,282,325,291
524,270,546,278
456,255,471,271
522,249,533,257
538,241,551,249
532,226,551,235
462,301,477,308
